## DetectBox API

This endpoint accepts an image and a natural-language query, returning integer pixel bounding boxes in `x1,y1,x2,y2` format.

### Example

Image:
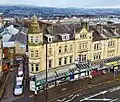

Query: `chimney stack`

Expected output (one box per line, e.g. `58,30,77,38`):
96,24,103,34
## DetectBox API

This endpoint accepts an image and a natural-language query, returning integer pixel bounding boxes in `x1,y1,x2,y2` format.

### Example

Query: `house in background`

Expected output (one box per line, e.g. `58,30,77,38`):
3,42,15,67
0,24,28,67
0,35,3,80
0,13,4,28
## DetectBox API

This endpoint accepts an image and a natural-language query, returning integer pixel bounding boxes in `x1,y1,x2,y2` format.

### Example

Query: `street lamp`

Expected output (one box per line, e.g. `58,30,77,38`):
45,43,48,101
114,67,118,79
34,75,37,95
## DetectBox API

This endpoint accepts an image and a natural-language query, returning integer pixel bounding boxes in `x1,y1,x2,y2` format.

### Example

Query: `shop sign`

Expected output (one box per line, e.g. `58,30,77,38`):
105,62,118,66
70,72,74,80
30,81,35,91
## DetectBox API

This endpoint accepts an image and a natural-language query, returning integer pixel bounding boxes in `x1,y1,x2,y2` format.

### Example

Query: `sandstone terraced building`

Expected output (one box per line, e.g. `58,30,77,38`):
28,16,120,91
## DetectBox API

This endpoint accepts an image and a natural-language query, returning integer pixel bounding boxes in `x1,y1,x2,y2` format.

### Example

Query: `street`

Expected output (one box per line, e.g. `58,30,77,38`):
1,58,29,102
1,62,120,102
11,72,120,102
0,67,24,102
73,82,120,102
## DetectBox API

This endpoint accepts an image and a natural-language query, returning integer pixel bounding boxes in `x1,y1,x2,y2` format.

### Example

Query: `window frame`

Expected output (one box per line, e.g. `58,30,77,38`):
48,60,52,68
70,45,73,51
31,51,34,57
35,64,39,72
59,58,62,65
30,36,34,43
59,46,62,53
49,47,52,55
35,50,39,57
64,57,67,64
31,64,34,71
35,36,39,43
64,46,67,53
70,56,73,63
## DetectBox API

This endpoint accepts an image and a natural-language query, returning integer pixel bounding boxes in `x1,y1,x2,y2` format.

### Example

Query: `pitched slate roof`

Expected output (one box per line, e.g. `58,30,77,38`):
48,23,82,35
103,26,116,38
8,32,27,44
92,30,105,41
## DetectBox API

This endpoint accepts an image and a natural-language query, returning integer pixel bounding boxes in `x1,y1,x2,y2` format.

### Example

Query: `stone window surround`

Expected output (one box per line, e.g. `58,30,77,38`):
30,63,40,72
93,53,101,60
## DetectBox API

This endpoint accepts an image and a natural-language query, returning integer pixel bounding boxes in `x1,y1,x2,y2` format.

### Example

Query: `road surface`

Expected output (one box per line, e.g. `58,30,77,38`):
11,72,120,102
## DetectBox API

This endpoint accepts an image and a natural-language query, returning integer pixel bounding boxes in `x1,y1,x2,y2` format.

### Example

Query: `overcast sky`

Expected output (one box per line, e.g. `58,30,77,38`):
1,0,120,8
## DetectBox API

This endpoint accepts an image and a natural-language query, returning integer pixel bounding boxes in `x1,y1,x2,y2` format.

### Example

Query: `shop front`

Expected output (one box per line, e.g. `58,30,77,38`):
105,61,118,73
70,72,74,81
74,70,79,80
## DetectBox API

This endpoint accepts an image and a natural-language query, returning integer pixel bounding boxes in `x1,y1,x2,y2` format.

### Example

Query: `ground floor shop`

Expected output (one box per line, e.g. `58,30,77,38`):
29,56,120,92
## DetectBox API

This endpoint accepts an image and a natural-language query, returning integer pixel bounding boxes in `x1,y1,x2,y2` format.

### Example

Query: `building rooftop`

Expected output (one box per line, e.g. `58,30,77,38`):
92,30,105,41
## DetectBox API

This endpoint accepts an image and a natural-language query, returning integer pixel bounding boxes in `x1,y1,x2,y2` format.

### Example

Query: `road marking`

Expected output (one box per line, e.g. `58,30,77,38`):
109,86,120,92
80,91,108,102
62,88,67,91
62,98,66,101
29,94,34,98
64,95,77,102
57,99,62,102
76,94,79,97
69,94,73,97
83,98,112,101
71,95,76,100
110,98,118,102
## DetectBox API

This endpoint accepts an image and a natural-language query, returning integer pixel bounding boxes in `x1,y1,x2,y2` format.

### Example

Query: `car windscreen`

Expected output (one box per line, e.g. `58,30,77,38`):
15,85,22,89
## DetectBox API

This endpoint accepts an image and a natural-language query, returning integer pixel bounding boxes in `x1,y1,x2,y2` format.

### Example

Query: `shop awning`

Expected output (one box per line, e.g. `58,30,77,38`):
76,63,90,72
91,60,103,68
34,63,78,86
104,56,120,63
55,64,76,79
105,61,118,66
98,66,109,70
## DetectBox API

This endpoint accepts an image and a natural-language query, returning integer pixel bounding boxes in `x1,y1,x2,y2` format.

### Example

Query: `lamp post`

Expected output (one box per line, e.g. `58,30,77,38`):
45,43,48,101
34,75,37,101
114,67,118,79
114,68,116,79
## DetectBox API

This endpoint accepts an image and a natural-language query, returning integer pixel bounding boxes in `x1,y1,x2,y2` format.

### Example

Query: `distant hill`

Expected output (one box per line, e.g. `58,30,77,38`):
0,4,120,18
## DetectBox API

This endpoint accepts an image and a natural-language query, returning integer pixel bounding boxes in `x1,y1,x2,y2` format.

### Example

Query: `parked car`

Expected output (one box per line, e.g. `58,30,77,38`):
14,85,23,96
16,80,23,86
16,57,23,61
17,70,23,76
16,73,24,81
18,67,23,72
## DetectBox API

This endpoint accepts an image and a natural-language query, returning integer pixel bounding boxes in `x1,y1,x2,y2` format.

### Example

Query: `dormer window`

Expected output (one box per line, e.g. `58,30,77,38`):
45,34,54,43
80,34,87,39
62,34,70,41
30,36,33,43
64,36,67,39
35,36,39,43
48,37,52,42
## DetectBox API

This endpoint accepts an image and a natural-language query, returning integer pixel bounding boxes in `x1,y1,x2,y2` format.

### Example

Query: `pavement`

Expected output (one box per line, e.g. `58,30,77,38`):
29,72,120,102
0,57,28,102
2,64,120,102
73,79,120,102
11,72,120,102
0,72,9,99
0,67,24,102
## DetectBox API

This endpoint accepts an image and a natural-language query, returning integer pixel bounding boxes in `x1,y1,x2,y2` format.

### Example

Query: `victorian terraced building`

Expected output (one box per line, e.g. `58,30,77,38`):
28,16,120,91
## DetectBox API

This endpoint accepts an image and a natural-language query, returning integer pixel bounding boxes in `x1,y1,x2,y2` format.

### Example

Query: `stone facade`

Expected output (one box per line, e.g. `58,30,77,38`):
28,16,120,76
0,36,3,80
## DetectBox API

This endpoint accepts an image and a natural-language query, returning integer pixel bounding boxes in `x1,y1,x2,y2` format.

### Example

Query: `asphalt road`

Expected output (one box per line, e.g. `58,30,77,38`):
73,83,120,102
10,72,120,102
48,73,120,102
53,79,120,102
1,58,29,102
12,60,30,102
0,66,24,102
